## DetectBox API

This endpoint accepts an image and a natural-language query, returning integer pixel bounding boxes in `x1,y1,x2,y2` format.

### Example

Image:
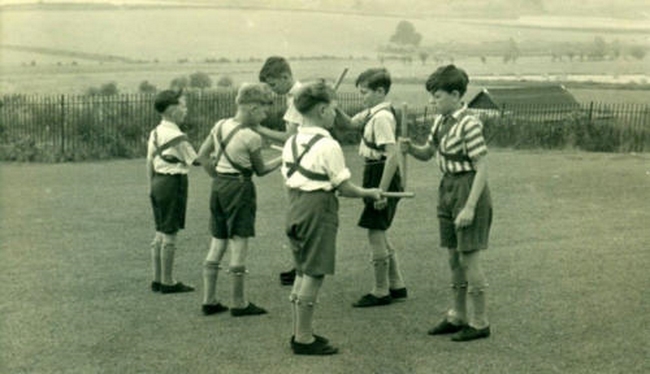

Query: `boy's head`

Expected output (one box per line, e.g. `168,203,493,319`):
259,56,294,95
355,68,391,109
236,83,274,124
424,65,469,115
293,80,337,129
154,89,187,123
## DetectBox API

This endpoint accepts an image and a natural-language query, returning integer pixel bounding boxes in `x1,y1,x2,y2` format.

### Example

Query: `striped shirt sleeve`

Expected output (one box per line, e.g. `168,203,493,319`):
463,117,487,160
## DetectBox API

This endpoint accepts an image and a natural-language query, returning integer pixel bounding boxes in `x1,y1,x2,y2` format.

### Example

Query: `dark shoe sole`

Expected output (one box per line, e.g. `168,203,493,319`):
231,303,267,317
292,339,338,355
352,293,392,308
202,303,229,315
451,326,491,341
160,282,195,294
389,288,408,299
428,319,467,335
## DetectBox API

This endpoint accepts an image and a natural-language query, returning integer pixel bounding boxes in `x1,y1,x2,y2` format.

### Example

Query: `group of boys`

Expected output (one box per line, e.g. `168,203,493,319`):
145,57,493,356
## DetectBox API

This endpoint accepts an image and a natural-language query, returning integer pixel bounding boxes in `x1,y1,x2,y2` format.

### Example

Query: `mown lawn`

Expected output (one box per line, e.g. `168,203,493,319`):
1,147,649,374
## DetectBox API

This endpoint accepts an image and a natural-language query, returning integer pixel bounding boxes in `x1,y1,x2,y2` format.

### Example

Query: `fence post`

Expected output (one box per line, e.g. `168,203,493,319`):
60,94,65,156
587,101,594,125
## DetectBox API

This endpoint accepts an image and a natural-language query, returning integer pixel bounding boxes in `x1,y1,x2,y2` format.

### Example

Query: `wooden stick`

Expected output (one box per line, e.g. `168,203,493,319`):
381,191,415,199
399,102,409,190
333,68,349,91
270,144,283,152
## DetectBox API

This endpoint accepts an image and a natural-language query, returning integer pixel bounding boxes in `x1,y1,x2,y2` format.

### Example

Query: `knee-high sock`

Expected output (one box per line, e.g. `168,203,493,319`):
290,275,303,337
387,247,405,290
161,240,176,285
295,275,323,344
449,282,468,324
202,261,221,305
151,233,162,283
468,287,488,329
230,265,247,308
371,257,390,297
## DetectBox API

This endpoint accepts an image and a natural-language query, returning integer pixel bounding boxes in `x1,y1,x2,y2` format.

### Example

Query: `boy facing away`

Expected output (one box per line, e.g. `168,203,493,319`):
197,83,282,317
400,65,492,341
282,80,382,355
146,89,198,294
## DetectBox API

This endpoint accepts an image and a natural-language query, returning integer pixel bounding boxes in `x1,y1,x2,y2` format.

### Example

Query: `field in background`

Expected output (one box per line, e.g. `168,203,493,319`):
1,148,649,374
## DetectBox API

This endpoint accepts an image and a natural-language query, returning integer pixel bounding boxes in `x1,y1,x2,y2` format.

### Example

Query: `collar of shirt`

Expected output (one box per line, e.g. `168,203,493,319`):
159,119,181,132
448,103,468,121
368,101,392,117
297,125,332,138
288,81,303,97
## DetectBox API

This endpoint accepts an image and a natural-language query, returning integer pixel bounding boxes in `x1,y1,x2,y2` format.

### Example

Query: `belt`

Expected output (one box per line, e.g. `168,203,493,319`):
216,172,252,180
364,156,386,164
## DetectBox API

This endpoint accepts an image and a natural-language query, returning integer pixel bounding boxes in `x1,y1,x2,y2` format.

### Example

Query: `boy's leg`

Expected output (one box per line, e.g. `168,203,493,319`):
229,236,267,316
386,239,406,296
292,274,337,355
290,274,304,338
451,250,490,341
448,248,468,324
202,237,228,314
150,232,163,291
428,248,468,335
353,230,391,307
160,233,194,293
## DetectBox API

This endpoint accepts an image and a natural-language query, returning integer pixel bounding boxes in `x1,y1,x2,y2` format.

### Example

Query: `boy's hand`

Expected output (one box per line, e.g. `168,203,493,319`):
398,137,411,153
366,188,383,202
454,206,475,228
373,196,388,210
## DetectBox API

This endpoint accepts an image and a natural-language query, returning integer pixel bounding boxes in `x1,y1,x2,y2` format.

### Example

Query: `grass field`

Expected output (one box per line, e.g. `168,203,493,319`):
1,148,649,374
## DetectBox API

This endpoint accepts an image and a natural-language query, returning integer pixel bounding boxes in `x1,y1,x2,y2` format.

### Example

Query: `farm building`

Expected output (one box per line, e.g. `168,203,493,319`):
467,85,582,122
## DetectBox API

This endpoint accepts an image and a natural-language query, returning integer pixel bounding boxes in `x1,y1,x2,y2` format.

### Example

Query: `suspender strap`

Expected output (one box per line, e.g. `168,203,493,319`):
214,120,252,175
153,130,188,164
285,134,329,181
361,106,398,151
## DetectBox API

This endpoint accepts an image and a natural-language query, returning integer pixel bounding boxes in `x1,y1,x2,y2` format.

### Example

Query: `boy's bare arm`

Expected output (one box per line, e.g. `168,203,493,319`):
455,155,488,228
374,143,400,209
197,135,218,178
334,107,365,132
250,149,282,176
337,180,382,200
253,121,297,143
400,138,436,161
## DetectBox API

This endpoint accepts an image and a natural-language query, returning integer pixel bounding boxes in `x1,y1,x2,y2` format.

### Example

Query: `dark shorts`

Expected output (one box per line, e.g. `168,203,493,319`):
438,172,492,252
357,160,402,230
150,173,188,234
286,189,338,276
210,174,256,239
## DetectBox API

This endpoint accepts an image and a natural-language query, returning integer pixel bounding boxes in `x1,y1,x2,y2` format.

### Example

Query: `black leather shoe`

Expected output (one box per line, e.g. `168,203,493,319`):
160,282,195,294
352,293,392,308
291,334,329,345
202,303,229,316
389,287,408,299
230,302,267,317
451,326,491,341
151,281,161,292
428,319,467,335
291,338,338,355
280,268,296,286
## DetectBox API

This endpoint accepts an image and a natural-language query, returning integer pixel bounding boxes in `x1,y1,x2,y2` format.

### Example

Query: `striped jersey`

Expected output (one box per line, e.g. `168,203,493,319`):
428,105,487,174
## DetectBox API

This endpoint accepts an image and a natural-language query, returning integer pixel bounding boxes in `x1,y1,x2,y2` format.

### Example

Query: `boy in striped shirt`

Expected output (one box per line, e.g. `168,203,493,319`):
401,65,493,342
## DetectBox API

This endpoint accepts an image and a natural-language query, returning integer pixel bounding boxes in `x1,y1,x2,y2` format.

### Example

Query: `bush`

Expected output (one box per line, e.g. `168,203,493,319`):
189,72,212,89
216,75,234,88
139,80,157,94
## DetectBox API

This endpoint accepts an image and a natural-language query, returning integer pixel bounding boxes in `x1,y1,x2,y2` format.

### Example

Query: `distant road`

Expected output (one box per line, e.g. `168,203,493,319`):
0,44,138,63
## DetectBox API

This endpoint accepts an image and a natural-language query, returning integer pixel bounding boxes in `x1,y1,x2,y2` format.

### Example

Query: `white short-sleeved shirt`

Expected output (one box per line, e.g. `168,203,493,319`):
282,126,351,191
283,81,304,128
210,118,263,174
147,120,197,175
356,102,397,159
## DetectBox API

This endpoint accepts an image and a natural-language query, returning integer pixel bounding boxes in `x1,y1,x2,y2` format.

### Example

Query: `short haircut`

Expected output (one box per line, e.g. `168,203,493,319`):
355,68,391,94
293,80,336,114
425,65,469,96
236,83,274,105
258,56,292,82
154,89,183,114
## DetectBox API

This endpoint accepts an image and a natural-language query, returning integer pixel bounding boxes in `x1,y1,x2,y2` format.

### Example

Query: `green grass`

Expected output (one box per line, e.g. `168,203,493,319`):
1,148,649,374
